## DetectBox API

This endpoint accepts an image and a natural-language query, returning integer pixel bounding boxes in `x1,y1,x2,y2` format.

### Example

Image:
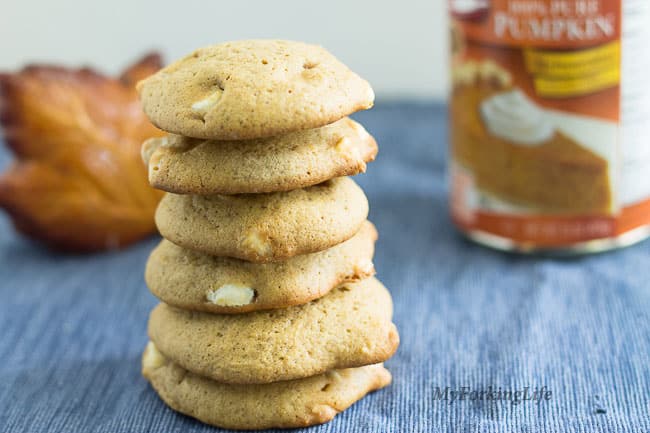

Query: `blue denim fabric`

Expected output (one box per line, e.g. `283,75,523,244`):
0,103,648,433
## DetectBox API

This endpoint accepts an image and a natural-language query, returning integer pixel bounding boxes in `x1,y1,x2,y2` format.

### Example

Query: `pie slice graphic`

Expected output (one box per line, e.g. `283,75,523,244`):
450,60,613,215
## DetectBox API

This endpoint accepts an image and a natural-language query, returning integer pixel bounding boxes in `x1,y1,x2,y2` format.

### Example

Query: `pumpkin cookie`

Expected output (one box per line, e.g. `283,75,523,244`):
142,342,391,430
137,40,374,139
145,221,377,313
147,277,399,384
155,177,368,262
142,118,377,194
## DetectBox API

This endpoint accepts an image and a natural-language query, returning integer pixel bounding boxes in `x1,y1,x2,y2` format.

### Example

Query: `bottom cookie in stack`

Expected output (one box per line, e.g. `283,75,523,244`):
143,342,391,430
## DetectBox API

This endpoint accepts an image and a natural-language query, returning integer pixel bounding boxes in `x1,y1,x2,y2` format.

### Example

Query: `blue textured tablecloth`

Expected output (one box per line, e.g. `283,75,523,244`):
1,103,649,433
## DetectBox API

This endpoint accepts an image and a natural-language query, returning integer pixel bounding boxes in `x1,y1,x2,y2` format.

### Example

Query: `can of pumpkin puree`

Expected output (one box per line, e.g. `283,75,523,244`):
448,0,650,253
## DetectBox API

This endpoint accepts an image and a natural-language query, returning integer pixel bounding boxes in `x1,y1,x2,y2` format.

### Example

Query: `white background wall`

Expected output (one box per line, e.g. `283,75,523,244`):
0,0,449,100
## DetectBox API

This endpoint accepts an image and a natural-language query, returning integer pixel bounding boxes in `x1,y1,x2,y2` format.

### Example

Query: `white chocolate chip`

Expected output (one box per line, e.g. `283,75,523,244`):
335,137,362,162
311,404,337,418
191,89,223,117
142,341,166,370
141,137,165,165
206,284,256,307
355,258,375,276
242,230,272,257
159,135,183,149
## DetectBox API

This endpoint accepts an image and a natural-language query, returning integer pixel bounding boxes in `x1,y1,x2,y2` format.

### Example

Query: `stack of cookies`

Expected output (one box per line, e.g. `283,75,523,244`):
137,40,399,430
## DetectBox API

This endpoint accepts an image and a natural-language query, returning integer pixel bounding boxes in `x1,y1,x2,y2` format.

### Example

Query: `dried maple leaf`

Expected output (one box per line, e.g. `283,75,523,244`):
0,53,165,252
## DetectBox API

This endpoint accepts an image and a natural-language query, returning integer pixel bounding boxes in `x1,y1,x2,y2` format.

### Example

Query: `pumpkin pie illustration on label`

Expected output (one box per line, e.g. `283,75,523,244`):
450,60,612,215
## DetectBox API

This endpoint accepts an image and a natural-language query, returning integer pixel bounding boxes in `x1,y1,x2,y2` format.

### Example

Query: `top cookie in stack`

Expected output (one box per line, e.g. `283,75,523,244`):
138,40,374,141
137,40,399,430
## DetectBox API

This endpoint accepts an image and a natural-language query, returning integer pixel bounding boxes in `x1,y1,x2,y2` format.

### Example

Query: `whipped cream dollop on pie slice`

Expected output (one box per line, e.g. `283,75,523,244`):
480,89,555,145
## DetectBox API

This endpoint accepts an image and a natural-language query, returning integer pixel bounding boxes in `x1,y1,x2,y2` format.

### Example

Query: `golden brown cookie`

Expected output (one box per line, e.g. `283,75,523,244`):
148,277,399,384
155,177,368,262
141,117,377,194
142,342,391,430
137,40,375,139
145,221,377,313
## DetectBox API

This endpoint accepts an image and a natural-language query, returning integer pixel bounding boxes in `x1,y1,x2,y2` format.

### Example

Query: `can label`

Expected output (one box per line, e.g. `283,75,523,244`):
449,0,650,247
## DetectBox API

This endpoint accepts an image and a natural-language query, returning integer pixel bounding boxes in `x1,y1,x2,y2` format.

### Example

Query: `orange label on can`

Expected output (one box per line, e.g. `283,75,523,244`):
449,0,650,247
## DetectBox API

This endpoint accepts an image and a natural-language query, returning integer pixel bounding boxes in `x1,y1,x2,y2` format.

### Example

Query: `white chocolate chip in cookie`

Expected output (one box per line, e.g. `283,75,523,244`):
141,137,165,165
160,135,188,149
143,341,167,370
191,88,224,118
310,404,337,419
242,230,273,257
206,284,256,307
335,137,363,164
354,258,375,276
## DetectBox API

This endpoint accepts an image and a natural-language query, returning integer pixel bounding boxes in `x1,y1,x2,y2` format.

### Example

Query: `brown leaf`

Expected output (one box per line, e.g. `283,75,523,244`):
0,53,165,252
